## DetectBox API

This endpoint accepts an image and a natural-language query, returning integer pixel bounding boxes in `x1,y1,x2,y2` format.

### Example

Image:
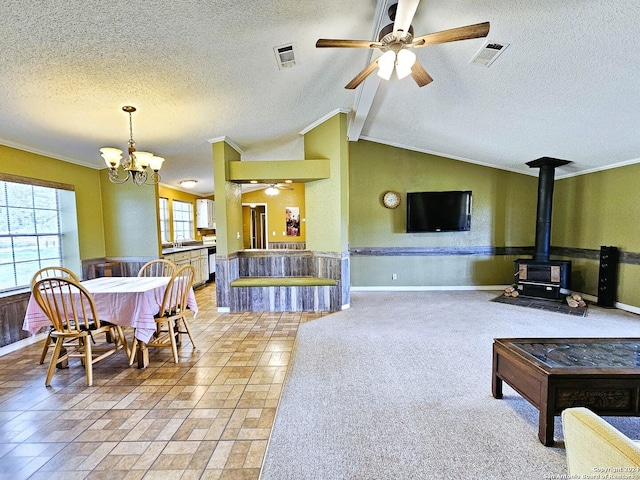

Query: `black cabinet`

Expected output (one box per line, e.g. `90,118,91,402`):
597,246,619,308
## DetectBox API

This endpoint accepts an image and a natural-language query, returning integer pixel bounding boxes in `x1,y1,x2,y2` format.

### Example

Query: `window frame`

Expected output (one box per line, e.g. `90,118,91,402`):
0,173,80,293
158,197,170,244
171,200,194,242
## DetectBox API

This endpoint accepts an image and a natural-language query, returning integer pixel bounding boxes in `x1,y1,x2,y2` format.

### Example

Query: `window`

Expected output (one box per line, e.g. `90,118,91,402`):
172,200,194,241
159,197,170,244
0,176,79,293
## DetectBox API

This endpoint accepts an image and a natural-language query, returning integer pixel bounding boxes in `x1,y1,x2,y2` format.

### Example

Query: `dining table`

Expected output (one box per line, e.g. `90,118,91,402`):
23,276,198,368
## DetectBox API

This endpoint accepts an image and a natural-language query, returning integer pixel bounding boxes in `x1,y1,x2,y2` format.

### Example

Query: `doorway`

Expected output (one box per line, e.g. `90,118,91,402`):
242,203,267,249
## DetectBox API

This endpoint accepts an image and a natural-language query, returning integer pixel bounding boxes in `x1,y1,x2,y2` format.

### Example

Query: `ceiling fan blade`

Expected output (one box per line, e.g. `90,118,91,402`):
316,39,382,48
345,58,380,90
394,0,420,38
411,61,433,87
412,22,490,47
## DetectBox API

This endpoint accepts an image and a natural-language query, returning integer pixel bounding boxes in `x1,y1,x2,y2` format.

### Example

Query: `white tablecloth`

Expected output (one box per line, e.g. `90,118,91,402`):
23,276,198,343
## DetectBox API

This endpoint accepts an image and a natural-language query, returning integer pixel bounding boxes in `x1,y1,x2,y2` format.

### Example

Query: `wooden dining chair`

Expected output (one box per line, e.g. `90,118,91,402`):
31,266,80,365
137,258,177,278
129,264,196,364
32,277,129,386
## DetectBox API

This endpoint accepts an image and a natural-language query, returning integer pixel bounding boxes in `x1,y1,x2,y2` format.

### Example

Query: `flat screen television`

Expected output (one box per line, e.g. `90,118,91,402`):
406,190,472,232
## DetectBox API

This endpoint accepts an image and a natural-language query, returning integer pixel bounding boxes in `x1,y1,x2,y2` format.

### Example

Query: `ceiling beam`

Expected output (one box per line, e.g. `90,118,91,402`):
347,0,397,141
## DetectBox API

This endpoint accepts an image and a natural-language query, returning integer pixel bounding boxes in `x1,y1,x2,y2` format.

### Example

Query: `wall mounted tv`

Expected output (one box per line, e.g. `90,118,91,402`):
406,190,472,232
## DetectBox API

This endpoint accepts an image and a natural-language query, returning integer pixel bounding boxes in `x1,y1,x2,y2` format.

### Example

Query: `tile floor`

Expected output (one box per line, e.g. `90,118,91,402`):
0,282,326,479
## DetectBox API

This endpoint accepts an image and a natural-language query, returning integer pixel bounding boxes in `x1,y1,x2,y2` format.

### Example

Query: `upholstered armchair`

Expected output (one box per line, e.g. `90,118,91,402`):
562,407,640,475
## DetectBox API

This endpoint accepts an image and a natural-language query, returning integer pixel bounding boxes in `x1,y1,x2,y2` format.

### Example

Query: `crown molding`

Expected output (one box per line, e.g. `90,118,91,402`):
299,108,350,136
359,135,537,177
207,136,244,154
0,139,101,170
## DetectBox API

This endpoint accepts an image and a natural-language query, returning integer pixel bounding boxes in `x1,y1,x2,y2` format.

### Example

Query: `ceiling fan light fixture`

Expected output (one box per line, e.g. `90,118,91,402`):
395,49,416,79
316,1,489,90
377,50,395,80
265,186,280,196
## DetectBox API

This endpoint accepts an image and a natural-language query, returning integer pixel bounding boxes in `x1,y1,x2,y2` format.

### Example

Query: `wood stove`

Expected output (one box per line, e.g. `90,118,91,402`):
515,258,571,299
515,157,572,300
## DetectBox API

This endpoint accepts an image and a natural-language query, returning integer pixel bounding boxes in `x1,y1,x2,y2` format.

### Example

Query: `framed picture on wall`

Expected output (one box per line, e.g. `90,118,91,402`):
286,207,300,237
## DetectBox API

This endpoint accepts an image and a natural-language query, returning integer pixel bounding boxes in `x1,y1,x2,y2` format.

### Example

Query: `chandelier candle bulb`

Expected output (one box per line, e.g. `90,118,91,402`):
150,156,165,172
100,147,123,168
133,151,153,168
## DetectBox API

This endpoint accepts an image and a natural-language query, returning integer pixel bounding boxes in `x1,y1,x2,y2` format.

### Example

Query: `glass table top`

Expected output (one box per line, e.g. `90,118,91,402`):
511,340,640,368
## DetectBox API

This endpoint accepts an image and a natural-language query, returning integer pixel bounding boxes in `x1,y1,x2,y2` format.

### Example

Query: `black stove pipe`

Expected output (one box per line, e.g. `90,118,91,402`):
526,157,571,263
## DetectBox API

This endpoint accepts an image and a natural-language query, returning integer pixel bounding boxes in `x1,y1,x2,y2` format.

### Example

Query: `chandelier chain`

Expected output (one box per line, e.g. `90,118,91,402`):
128,111,135,148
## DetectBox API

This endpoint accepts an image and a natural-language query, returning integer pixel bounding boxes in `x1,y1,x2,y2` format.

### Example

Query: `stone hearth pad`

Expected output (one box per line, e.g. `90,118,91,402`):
491,294,588,317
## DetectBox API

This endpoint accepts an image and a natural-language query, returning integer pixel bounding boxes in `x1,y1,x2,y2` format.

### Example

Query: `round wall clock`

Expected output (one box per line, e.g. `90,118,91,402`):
382,190,401,209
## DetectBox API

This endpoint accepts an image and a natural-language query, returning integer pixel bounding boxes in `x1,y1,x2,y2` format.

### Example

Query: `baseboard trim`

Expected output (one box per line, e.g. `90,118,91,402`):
614,301,640,315
217,307,230,313
571,292,640,315
351,285,508,292
0,333,46,357
352,287,640,315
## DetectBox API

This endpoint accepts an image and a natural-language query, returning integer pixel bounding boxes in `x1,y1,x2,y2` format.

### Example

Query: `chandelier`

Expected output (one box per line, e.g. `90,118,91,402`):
100,106,164,186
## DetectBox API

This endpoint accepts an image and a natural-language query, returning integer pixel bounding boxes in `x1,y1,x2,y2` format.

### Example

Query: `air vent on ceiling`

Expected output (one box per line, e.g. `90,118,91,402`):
470,41,509,67
274,43,296,69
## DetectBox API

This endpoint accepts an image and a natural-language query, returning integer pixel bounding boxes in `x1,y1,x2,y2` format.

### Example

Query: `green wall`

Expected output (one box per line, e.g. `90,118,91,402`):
349,140,539,287
553,163,640,306
1,145,164,262
304,113,349,253
100,169,159,258
212,141,243,255
0,145,106,260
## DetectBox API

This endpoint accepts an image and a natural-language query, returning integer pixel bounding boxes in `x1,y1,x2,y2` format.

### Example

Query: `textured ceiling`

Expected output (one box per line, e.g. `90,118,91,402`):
1,0,639,195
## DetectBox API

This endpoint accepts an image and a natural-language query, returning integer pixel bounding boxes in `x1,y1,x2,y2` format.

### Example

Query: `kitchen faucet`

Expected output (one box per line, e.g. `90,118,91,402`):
173,235,185,248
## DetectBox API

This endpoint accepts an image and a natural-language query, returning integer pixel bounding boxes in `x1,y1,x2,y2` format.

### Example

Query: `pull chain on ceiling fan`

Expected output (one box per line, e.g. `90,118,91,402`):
316,0,490,89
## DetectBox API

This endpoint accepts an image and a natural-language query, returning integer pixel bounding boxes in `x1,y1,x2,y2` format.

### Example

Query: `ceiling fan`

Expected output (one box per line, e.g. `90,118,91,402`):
316,0,490,89
263,183,294,196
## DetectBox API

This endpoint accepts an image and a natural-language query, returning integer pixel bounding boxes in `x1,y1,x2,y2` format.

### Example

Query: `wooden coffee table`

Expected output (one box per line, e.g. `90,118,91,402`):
492,337,640,446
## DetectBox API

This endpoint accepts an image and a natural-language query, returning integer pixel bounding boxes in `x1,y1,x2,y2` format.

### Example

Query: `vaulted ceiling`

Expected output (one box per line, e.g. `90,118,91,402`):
2,1,639,195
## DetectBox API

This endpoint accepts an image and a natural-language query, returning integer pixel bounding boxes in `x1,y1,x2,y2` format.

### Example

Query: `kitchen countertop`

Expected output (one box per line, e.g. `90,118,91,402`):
162,244,216,255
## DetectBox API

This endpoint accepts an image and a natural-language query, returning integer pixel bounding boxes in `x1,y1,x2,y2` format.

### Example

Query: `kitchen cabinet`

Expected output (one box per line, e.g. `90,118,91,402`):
164,248,208,287
193,249,207,286
196,199,216,229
